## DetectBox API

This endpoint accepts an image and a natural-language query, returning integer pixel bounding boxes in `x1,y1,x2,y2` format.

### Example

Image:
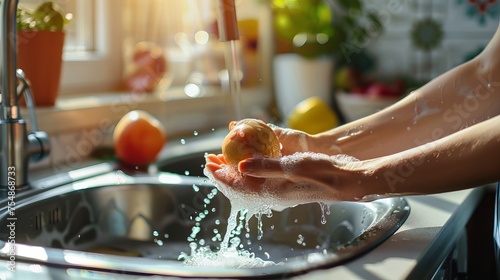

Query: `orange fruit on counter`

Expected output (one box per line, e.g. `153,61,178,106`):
222,119,281,166
113,110,167,167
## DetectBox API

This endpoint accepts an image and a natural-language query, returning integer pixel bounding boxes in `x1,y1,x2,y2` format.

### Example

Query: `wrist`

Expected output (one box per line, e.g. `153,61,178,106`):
310,133,343,155
351,158,396,201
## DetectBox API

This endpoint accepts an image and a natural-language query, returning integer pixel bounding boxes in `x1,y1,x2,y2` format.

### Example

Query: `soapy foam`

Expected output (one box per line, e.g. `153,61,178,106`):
280,152,359,174
184,244,277,268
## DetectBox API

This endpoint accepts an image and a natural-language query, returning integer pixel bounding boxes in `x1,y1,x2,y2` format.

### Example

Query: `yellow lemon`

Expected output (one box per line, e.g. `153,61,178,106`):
287,97,339,134
222,119,281,165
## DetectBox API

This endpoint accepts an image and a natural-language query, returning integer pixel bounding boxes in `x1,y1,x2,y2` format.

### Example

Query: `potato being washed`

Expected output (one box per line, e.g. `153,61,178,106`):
222,119,281,165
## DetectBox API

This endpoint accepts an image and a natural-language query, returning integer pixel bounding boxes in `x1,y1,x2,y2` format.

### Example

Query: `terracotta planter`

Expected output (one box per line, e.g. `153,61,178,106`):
17,30,65,107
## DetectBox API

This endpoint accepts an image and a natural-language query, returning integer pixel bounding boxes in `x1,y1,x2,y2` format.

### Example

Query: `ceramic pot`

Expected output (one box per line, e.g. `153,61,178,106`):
17,30,65,107
273,53,334,118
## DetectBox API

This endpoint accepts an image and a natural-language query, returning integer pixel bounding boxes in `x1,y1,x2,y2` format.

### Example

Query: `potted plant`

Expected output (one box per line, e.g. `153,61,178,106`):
269,0,383,119
17,1,68,106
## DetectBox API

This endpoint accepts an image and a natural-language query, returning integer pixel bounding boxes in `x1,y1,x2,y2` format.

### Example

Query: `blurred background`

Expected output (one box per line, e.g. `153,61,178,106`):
19,0,500,129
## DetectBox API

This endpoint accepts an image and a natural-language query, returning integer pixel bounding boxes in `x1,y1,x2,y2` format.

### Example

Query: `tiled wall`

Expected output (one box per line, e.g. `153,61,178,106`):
367,0,500,81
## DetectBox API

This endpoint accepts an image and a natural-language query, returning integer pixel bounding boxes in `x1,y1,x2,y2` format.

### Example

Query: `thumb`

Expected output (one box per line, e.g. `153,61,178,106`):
267,123,286,136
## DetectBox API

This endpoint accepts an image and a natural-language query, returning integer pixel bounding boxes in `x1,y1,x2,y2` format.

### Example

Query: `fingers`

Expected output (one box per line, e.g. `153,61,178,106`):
204,162,236,187
205,153,227,165
238,158,284,177
205,162,221,173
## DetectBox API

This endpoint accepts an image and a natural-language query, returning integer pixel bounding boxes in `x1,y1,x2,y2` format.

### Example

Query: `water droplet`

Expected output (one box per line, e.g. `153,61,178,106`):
297,234,305,245
153,231,159,237
164,234,169,238
157,240,164,246
318,202,329,225
189,242,197,252
406,126,411,131
184,171,190,176
193,131,199,136
211,128,215,131
180,139,186,145
488,83,492,89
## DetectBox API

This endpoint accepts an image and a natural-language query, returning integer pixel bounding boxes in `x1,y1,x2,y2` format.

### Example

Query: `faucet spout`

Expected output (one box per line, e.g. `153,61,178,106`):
1,0,20,119
0,0,50,190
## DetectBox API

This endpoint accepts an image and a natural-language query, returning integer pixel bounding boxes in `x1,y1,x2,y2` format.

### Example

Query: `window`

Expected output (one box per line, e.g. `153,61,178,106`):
19,0,95,52
19,0,123,95
19,0,267,97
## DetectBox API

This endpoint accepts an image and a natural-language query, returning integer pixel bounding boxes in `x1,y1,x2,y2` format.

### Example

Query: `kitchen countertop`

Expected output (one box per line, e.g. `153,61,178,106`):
0,184,488,279
300,187,487,280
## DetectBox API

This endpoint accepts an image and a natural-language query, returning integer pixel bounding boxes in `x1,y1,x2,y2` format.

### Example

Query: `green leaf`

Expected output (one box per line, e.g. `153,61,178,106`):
16,1,67,31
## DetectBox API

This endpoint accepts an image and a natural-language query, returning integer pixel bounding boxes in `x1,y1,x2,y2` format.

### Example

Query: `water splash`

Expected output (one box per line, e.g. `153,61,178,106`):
179,184,279,268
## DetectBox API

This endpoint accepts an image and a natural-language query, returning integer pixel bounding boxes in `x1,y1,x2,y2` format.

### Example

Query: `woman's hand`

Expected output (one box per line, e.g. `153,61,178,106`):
204,152,374,203
270,125,342,156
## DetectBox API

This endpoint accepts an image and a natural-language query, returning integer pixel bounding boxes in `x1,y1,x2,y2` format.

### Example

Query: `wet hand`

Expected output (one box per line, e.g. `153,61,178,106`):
204,154,268,195
270,125,342,156
205,152,365,203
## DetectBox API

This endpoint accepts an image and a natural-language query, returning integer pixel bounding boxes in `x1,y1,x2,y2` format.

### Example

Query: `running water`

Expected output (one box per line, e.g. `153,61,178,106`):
224,40,243,120
179,163,283,268
178,153,360,267
179,181,278,268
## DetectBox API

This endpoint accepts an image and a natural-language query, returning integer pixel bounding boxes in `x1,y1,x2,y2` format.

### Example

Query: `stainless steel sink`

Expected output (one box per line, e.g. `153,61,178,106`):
157,130,225,177
0,165,410,278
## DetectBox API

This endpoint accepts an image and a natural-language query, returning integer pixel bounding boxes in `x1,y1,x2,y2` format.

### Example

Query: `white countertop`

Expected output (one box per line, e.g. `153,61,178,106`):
298,187,486,280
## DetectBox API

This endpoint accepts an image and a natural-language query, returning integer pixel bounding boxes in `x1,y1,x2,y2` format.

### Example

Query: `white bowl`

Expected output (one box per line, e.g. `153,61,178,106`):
336,92,399,122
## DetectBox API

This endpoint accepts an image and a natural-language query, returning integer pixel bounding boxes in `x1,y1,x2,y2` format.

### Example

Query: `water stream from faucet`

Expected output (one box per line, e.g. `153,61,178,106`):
216,0,243,121
223,40,243,120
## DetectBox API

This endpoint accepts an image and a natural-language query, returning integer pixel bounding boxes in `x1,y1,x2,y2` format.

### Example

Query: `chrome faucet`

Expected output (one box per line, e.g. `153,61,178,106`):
1,0,50,190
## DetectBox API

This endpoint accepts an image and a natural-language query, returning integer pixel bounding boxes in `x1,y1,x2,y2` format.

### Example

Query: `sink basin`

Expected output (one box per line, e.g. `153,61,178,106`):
0,167,410,278
157,130,224,177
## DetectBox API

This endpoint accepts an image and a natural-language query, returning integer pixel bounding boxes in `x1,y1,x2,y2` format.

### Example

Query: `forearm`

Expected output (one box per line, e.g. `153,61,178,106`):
364,114,500,197
317,26,500,160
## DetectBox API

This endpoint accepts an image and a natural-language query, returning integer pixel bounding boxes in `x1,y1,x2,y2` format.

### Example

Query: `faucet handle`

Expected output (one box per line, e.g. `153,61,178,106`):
16,69,39,131
16,69,50,162
28,131,50,162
